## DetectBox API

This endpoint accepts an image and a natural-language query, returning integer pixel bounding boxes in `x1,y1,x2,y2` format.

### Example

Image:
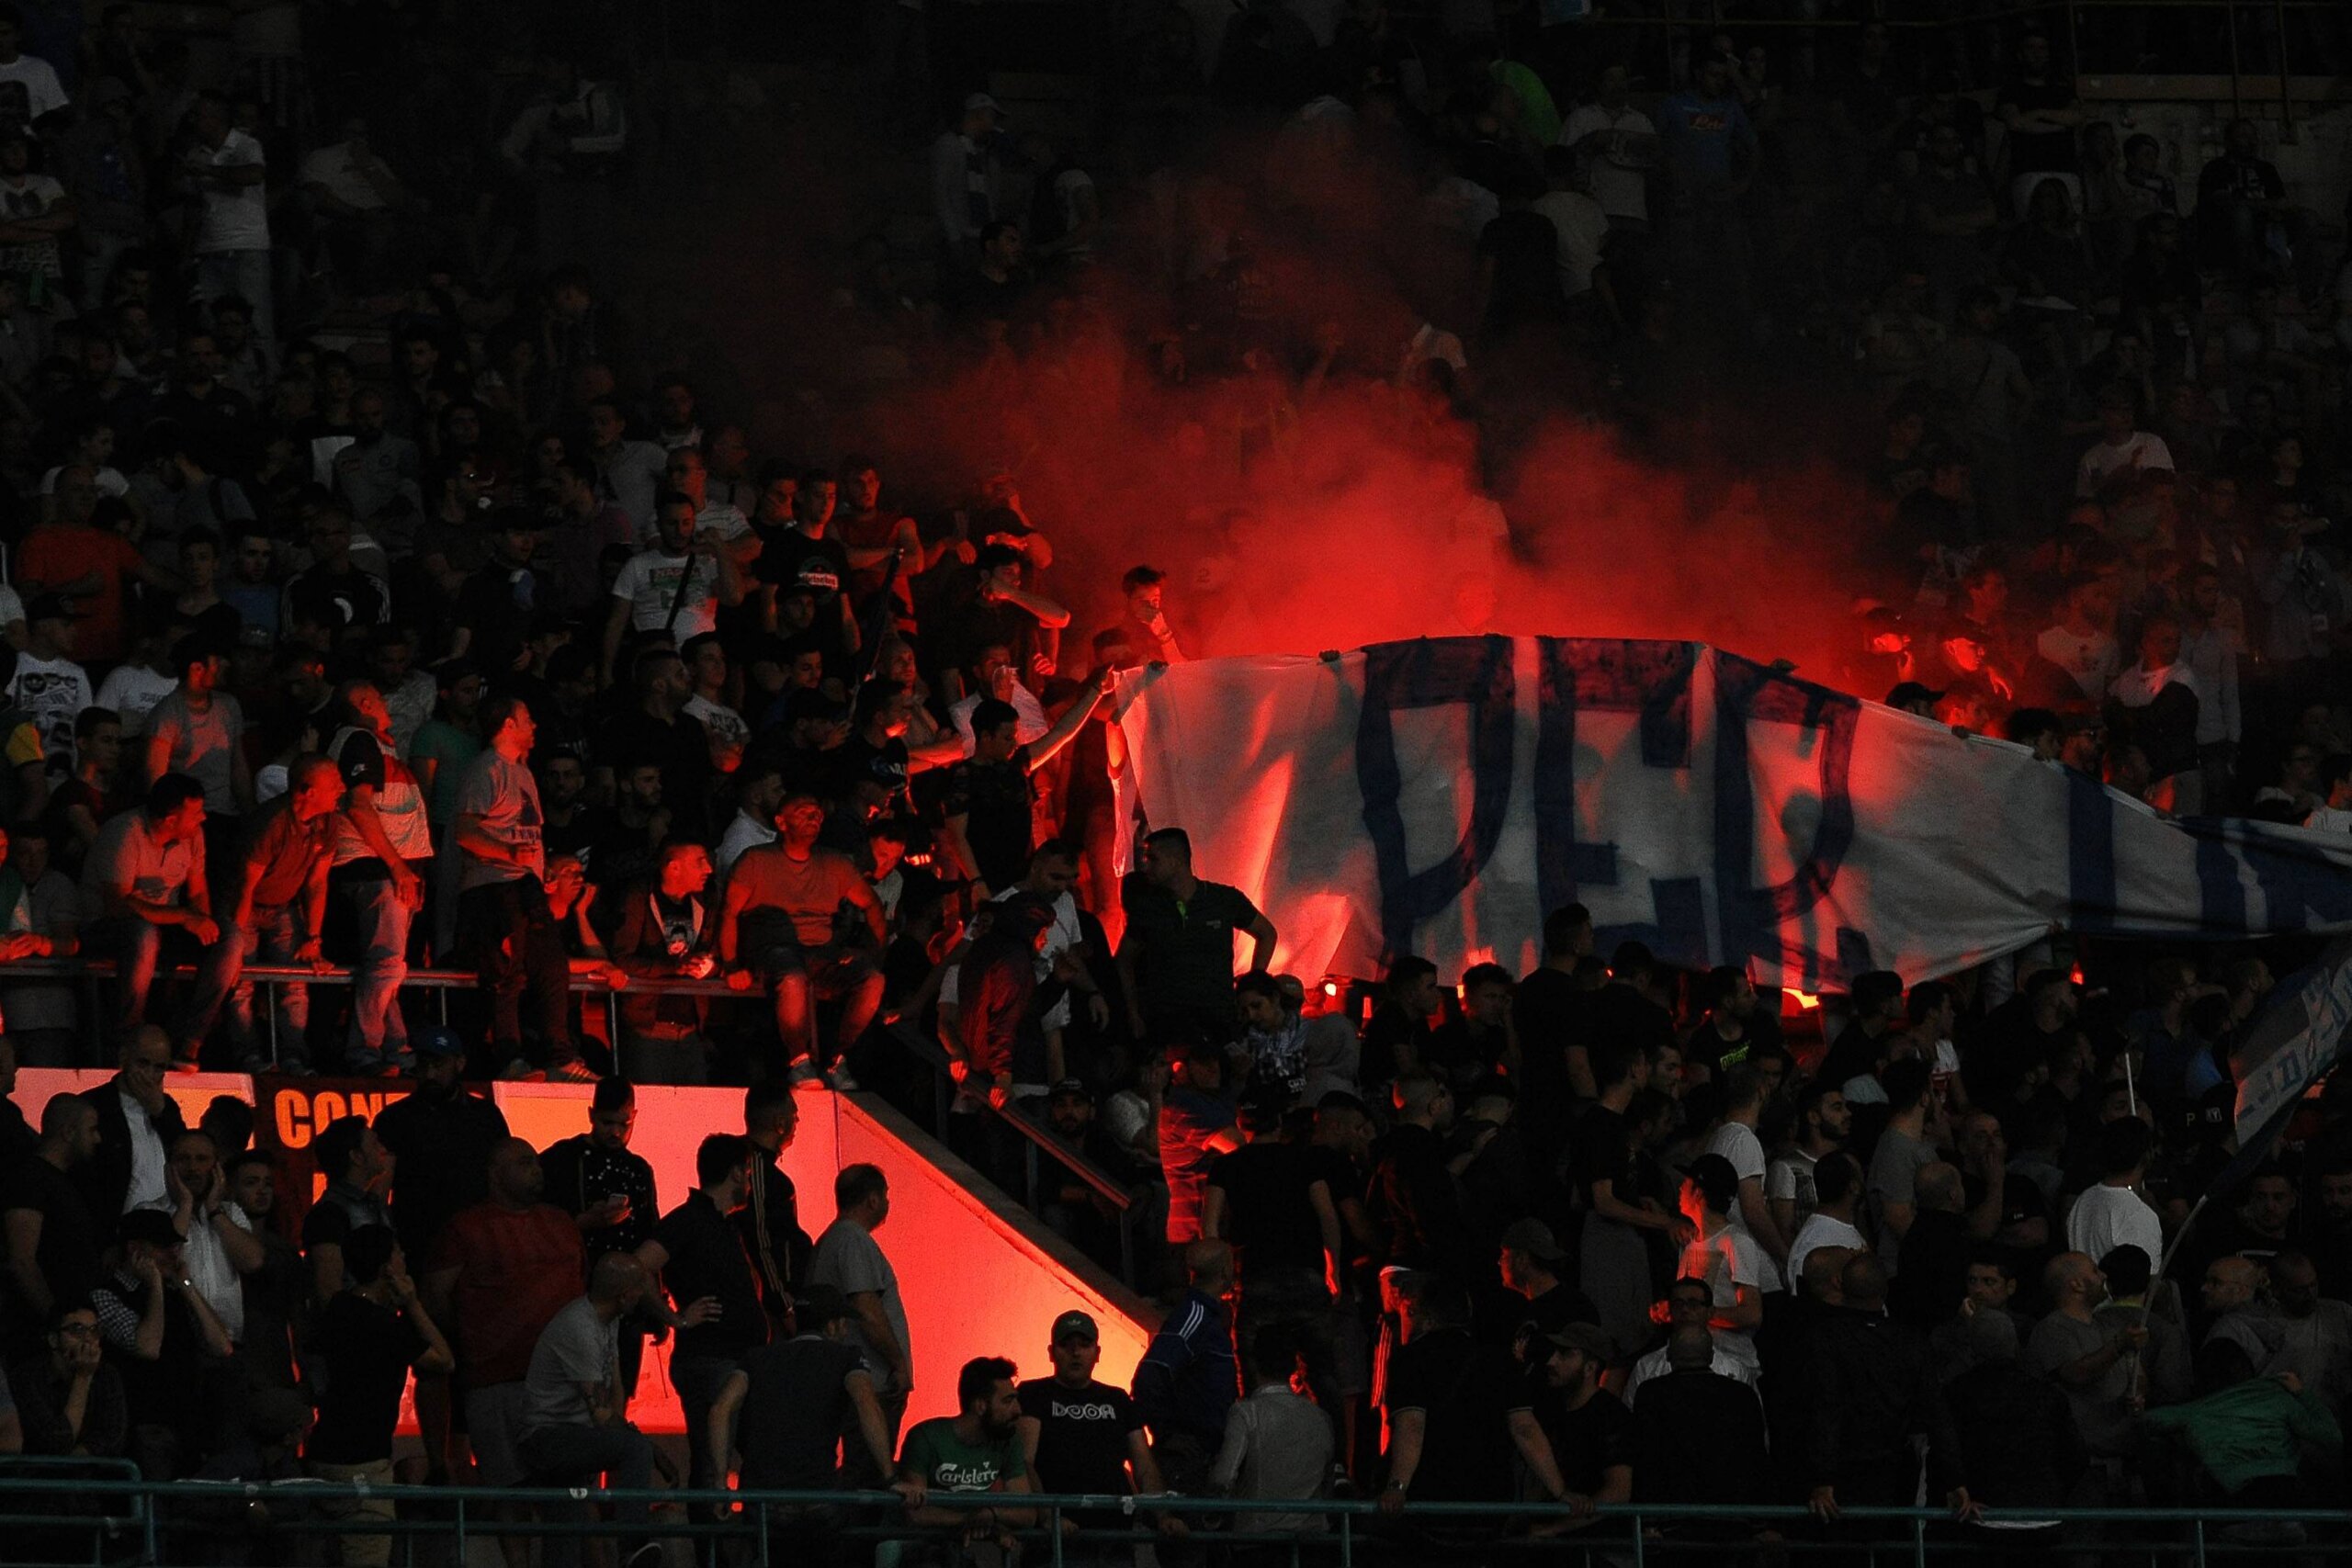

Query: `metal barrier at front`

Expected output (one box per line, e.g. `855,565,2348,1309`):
2,1475,2345,1568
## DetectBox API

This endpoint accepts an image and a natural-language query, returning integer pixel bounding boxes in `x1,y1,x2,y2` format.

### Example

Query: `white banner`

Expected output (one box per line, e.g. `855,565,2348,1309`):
1111,637,2352,987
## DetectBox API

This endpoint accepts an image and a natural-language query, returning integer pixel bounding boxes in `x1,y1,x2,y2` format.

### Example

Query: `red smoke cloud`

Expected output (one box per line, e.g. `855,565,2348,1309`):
819,125,1876,685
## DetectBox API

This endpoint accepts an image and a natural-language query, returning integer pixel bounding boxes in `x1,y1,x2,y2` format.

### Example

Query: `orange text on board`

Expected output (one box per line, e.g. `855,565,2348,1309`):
272,1086,412,1149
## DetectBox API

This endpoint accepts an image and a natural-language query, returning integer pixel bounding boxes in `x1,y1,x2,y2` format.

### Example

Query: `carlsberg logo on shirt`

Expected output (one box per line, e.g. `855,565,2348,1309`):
931,1463,1003,1489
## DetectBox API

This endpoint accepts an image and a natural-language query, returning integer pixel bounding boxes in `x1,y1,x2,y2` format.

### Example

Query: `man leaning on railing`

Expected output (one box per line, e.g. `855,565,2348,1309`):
704,1282,924,1568
896,1357,1036,1568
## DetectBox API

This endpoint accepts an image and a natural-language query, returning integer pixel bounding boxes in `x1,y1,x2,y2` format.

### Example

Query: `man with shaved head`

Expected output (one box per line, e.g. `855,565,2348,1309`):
518,1251,662,1568
1133,1239,1238,1492
2269,1252,2352,1409
2028,1252,2143,1482
422,1138,584,1491
2202,1256,2282,1372
1632,1321,1769,1514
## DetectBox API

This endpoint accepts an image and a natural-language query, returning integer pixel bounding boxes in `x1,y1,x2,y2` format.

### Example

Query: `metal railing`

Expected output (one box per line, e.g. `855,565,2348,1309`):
0,953,740,1076
0,1457,147,1568
3,1474,2345,1568
891,1018,1149,1285
1562,0,2346,121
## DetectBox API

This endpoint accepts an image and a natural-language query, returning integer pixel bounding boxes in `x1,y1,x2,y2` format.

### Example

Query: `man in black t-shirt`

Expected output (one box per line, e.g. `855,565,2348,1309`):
635,1134,769,1492
707,1282,910,1528
597,648,714,840
308,1225,455,1519
750,478,856,663
541,1078,662,1391
1536,1322,1634,1524
450,512,545,678
2196,118,2291,274
941,682,1102,897
1205,1108,1348,1434
1378,1278,1571,1516
1505,907,1599,1104
1016,1309,1165,1534
1994,32,2079,205
1117,827,1277,1046
1204,1116,1336,1287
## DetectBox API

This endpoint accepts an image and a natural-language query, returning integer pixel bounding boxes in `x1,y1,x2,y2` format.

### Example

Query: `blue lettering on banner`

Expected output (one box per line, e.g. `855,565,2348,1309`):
2064,769,2119,933
1532,638,1699,960
1709,655,1863,989
2237,825,2352,931
1356,638,1867,981
1351,637,2352,981
1356,637,1519,960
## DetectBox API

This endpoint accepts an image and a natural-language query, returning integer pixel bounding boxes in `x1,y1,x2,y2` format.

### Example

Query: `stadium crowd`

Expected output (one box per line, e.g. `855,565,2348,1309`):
0,0,2338,1557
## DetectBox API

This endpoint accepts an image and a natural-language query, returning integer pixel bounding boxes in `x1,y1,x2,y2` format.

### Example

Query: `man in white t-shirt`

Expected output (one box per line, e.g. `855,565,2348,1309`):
947,643,1048,749
0,15,67,135
184,92,273,346
2075,388,2175,499
0,129,71,283
2065,1118,2164,1265
1677,1155,1765,1374
2035,576,2122,702
1625,1253,1758,1404
1558,64,1656,227
679,632,748,766
1532,146,1608,299
1702,1066,1787,1293
1787,1152,1871,1285
453,696,585,1080
6,595,90,786
601,492,744,688
714,764,783,874
1768,1078,1849,1240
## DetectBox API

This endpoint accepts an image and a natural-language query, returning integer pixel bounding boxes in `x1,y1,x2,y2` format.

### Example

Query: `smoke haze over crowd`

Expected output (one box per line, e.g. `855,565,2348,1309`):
817,122,1879,683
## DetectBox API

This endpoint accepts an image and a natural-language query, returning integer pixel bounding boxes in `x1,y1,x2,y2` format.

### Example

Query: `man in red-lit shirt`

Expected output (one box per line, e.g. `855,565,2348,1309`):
950,895,1057,1106
175,753,342,1073
422,1139,584,1507
17,464,178,665
718,794,884,1086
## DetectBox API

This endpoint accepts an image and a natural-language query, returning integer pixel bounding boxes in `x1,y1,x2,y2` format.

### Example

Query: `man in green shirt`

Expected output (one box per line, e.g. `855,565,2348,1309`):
898,1356,1036,1559
1117,828,1276,1046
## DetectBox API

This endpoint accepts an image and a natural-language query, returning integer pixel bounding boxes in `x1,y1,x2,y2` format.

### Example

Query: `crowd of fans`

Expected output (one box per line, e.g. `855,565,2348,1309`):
0,0,2335,1557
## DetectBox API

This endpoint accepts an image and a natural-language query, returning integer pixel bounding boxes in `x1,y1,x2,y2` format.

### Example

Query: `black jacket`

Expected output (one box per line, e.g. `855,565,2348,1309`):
1634,1369,1770,1506
1369,1122,1472,1280
1946,1359,2089,1507
74,1075,187,1226
1806,1307,1964,1502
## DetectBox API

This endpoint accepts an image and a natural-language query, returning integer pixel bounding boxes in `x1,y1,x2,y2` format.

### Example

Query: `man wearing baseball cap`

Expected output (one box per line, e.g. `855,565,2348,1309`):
1536,1322,1633,1530
1015,1308,1167,1548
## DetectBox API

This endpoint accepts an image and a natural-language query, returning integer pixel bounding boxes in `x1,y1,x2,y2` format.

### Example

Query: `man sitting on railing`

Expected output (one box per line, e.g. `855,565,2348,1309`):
607,838,719,1083
78,773,217,1066
897,1356,1037,1568
515,1252,663,1568
175,755,343,1075
718,793,885,1088
705,1283,923,1565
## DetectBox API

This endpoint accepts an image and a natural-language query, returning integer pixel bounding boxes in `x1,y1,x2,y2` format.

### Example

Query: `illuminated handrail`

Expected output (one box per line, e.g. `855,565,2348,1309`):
0,954,741,998
17,1474,2350,1517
